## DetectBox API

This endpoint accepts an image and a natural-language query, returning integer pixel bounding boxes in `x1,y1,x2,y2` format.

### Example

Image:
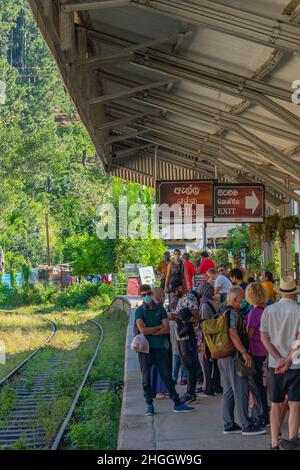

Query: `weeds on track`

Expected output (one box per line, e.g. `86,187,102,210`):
0,305,128,450
65,308,127,450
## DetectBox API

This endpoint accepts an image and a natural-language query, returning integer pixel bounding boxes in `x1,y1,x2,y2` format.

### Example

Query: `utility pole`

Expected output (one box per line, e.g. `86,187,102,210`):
0,246,5,274
45,212,51,266
45,177,51,266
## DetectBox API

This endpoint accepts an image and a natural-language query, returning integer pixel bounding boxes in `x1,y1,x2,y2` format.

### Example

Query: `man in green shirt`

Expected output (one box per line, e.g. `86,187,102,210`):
135,284,194,416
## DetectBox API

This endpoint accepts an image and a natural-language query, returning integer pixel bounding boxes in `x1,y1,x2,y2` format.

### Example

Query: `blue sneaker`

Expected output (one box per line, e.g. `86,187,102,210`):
180,393,196,404
145,404,154,416
173,403,194,413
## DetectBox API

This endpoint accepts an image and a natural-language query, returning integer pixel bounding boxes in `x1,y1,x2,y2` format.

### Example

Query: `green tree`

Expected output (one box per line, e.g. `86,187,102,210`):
224,225,263,273
0,0,166,279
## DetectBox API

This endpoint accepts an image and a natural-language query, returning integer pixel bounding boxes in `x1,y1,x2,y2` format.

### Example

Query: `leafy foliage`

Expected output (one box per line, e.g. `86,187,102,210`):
211,248,229,267
0,1,111,270
224,224,263,272
54,282,115,309
0,1,166,287
0,281,58,307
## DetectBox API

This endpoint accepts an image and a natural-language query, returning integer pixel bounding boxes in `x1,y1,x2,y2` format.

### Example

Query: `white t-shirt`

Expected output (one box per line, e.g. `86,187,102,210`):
260,298,300,369
215,275,232,294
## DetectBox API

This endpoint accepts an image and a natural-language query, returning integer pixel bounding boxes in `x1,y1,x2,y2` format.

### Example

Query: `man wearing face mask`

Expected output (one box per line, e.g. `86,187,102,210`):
135,284,194,415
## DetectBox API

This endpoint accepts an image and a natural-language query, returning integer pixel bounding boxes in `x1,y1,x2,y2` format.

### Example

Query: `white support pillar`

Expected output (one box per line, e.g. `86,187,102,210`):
294,194,300,284
279,202,293,278
263,242,274,269
263,205,274,270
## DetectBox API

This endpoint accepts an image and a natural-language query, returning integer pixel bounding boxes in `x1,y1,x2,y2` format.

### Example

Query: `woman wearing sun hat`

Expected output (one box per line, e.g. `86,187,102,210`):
260,276,300,450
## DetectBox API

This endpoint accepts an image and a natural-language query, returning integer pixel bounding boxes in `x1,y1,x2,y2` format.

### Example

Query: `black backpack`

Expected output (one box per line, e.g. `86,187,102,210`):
176,307,195,338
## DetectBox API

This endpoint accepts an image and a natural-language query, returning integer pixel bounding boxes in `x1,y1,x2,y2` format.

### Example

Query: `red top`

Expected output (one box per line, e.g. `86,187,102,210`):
198,258,215,274
184,260,196,289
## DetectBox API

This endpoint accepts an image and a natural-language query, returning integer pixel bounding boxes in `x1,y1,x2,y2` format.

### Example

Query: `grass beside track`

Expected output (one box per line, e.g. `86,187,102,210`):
0,312,51,380
0,304,128,450
65,307,128,450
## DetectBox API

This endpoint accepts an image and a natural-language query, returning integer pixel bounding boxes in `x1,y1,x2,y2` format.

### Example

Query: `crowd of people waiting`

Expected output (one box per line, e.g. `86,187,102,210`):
133,249,300,450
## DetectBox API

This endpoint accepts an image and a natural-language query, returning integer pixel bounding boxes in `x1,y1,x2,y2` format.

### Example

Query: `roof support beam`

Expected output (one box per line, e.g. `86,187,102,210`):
141,120,300,184
151,150,230,181
83,30,300,127
132,90,300,143
132,52,291,103
88,78,175,104
253,94,300,130
231,124,300,181
87,31,291,103
132,0,300,54
104,129,148,144
133,96,300,182
96,112,149,130
136,133,300,203
43,0,60,46
132,52,300,128
112,143,154,158
80,31,189,67
219,147,300,203
62,1,130,13
141,116,256,153
136,135,242,181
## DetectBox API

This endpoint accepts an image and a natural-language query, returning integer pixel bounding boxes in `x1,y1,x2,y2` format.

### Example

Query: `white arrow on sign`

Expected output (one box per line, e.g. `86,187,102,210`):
245,191,259,214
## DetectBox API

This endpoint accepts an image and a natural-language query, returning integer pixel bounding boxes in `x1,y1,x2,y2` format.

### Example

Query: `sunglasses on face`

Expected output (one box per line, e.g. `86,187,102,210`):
141,291,152,297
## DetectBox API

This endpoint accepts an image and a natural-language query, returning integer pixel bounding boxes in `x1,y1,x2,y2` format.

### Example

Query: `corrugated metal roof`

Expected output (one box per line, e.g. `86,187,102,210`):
28,0,300,206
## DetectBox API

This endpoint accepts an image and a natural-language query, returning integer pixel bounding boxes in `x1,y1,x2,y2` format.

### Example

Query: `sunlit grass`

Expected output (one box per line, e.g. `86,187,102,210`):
0,307,104,446
0,313,51,380
0,305,128,449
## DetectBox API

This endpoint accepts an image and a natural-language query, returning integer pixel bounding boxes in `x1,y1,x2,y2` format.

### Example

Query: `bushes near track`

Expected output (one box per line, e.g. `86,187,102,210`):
55,282,114,309
0,281,115,309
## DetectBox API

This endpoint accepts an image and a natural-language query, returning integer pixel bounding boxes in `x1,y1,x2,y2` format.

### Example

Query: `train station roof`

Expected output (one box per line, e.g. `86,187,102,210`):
29,0,300,207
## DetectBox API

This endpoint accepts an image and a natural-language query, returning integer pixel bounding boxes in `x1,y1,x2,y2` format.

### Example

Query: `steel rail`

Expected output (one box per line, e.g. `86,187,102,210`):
0,317,57,386
51,319,104,450
0,318,104,449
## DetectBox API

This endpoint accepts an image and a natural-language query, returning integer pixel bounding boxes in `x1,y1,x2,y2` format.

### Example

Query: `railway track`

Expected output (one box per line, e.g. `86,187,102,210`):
0,317,57,386
0,317,104,449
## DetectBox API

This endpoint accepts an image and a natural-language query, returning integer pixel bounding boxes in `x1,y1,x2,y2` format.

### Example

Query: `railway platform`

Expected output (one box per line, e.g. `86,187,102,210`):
118,299,287,451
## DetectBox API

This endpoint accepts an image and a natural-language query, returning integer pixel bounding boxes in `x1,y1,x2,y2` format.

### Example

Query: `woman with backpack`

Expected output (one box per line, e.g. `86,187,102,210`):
164,249,190,309
245,282,269,427
198,282,223,396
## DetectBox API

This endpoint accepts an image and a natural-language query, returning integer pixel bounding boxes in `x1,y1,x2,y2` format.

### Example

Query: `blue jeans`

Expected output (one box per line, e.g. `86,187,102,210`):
173,354,187,382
